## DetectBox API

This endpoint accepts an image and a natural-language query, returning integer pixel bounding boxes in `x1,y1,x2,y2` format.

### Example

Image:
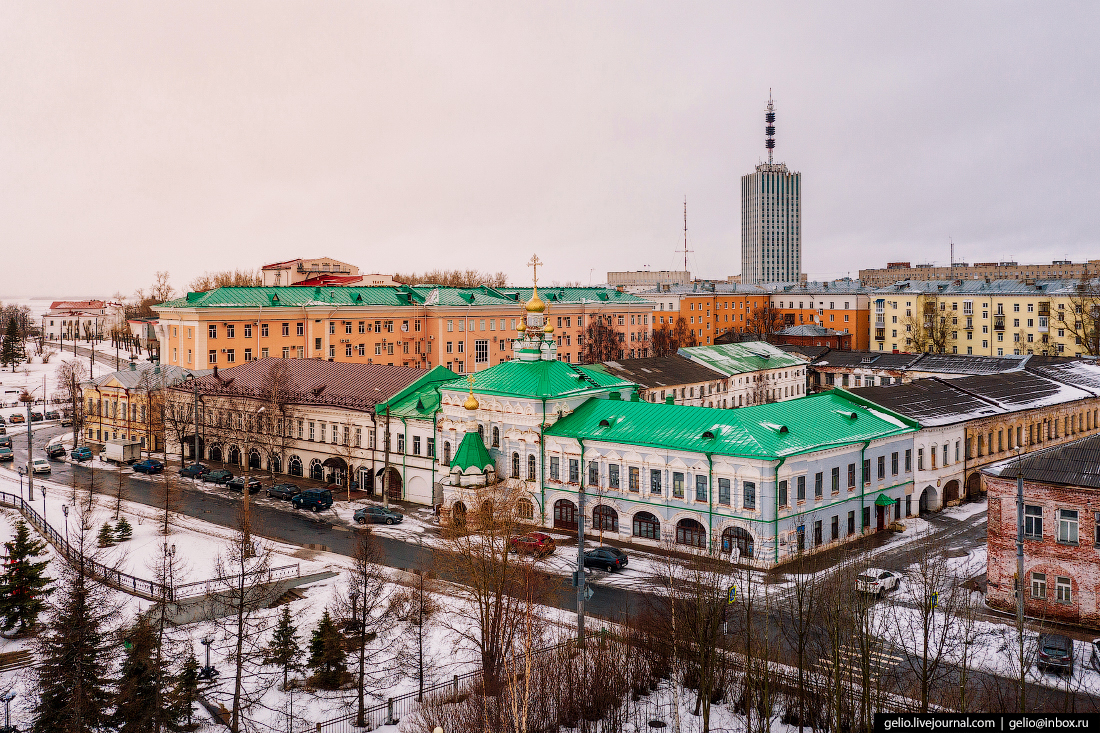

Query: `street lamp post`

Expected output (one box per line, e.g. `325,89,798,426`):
62,504,69,546
20,391,34,501
199,635,218,680
1,690,15,732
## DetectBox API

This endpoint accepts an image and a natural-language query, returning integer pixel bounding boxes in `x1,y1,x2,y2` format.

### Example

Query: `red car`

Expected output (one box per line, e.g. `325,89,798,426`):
509,532,556,558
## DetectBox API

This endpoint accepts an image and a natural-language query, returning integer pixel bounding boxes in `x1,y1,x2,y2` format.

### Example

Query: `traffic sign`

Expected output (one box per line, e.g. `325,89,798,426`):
727,585,737,604
930,591,939,610
584,584,594,602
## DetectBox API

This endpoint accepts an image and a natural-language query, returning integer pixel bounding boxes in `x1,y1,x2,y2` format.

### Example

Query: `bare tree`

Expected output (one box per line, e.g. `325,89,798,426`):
393,270,509,288
580,316,624,364
779,533,824,733
1057,273,1100,355
56,360,88,448
340,529,394,727
189,269,262,293
746,304,786,338
902,294,952,354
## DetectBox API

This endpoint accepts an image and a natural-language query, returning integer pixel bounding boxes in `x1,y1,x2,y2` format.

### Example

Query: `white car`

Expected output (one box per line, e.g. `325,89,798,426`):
856,568,901,597
31,458,51,474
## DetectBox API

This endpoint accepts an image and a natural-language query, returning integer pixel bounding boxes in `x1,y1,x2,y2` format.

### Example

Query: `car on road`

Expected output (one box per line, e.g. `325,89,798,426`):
1036,633,1075,674
509,531,556,557
179,463,210,478
200,469,234,485
45,443,66,459
354,505,404,525
856,568,902,597
31,458,51,474
0,415,6,424
267,483,302,501
44,411,60,421
60,411,73,427
9,414,24,424
0,447,13,462
132,459,165,474
0,423,6,434
292,488,333,512
583,546,629,571
226,476,262,494
30,412,43,422
0,435,11,448
71,446,93,461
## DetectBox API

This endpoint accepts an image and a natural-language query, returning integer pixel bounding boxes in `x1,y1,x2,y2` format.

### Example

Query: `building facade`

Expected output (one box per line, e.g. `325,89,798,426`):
677,342,809,407
260,257,365,287
607,271,691,288
859,260,1100,288
44,300,109,342
83,363,207,452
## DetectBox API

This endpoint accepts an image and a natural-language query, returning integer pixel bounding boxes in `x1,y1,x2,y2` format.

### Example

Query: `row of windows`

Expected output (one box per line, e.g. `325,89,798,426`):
85,398,147,422
547,458,755,508
1023,505,1100,546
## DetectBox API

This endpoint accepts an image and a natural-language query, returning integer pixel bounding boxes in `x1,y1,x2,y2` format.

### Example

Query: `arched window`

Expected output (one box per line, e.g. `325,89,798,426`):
511,452,520,479
288,455,303,477
492,427,500,448
248,450,261,470
633,512,660,540
593,505,618,532
477,424,484,441
269,453,282,473
209,445,223,463
516,498,534,521
553,499,578,531
676,518,707,549
227,445,241,466
527,455,536,481
721,527,754,558
443,441,452,466
309,459,324,481
451,502,467,526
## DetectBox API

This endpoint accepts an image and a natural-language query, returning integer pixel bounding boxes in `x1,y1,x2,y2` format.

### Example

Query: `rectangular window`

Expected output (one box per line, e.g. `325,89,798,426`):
475,340,489,363
1056,576,1072,604
877,455,885,480
743,481,756,510
814,520,822,546
1096,512,1100,546
569,459,579,483
629,466,640,492
862,506,871,529
650,469,662,495
778,479,788,507
1024,505,1043,539
891,452,899,475
320,423,326,443
862,459,870,485
831,466,840,492
695,475,707,501
426,437,435,457
354,428,362,447
848,463,856,489
1058,509,1078,544
209,324,217,338
672,472,684,498
905,449,912,472
814,472,823,498
208,349,217,364
412,435,421,455
917,448,924,470
608,464,620,489
1031,572,1046,599
308,422,315,441
589,461,599,487
794,475,804,501
848,510,855,535
549,456,560,481
718,478,731,505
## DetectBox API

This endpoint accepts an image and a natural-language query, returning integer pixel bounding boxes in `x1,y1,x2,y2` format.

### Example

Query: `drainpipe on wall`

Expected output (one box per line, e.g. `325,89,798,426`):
540,397,548,524
772,456,786,563
860,440,871,533
706,453,714,550
401,416,408,501
576,435,587,648
431,384,442,506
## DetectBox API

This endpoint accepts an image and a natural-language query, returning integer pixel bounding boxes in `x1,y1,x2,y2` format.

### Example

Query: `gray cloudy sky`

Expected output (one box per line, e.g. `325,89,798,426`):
1,2,1098,297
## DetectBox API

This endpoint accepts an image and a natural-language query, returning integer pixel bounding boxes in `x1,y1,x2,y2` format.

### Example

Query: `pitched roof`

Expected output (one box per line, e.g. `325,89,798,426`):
451,430,495,474
445,359,636,401
88,364,211,390
546,391,915,460
906,353,1027,376
595,356,725,389
172,357,424,414
678,341,805,376
779,324,840,337
985,434,1100,489
811,351,920,369
495,286,650,306
375,365,459,418
1025,358,1100,393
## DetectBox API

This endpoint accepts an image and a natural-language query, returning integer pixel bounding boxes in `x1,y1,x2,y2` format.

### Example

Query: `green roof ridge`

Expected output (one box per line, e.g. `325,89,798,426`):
451,430,494,474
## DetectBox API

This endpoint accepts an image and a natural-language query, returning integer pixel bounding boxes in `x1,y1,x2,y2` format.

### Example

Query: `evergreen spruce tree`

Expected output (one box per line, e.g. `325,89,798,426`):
114,517,133,542
1,318,20,371
112,616,160,732
97,522,115,548
172,649,201,729
32,565,114,733
306,609,346,689
264,605,302,690
0,520,53,634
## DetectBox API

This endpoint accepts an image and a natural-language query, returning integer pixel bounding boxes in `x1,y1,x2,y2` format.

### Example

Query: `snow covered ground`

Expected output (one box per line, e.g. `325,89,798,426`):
0,345,110,419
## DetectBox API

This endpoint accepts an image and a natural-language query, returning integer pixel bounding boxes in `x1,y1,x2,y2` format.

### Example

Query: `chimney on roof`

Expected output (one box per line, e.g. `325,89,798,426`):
213,365,218,379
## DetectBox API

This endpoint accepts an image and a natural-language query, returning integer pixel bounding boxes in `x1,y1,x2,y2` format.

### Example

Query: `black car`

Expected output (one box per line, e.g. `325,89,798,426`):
179,463,210,478
582,546,629,571
45,443,66,459
267,483,302,500
291,488,333,512
44,410,60,420
1037,633,1075,674
201,469,234,485
132,459,165,474
30,412,43,422
354,505,404,525
0,435,11,449
226,476,262,494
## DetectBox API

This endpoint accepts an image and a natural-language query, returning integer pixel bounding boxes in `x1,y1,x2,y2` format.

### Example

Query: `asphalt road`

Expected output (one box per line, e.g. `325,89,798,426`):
6,424,1098,712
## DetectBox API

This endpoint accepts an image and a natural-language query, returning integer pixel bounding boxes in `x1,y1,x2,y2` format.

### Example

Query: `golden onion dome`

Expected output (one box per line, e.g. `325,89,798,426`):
525,288,546,313
543,322,554,334
464,393,480,411
517,321,526,332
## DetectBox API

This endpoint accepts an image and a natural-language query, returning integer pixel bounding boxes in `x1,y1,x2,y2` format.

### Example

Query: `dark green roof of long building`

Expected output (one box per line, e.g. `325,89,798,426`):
445,360,637,401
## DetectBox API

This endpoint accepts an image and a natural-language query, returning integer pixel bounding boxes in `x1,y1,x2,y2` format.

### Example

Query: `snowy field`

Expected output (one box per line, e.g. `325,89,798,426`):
0,346,110,419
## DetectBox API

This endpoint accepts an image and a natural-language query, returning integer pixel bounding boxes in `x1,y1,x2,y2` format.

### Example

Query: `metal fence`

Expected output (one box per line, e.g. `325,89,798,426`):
0,489,299,602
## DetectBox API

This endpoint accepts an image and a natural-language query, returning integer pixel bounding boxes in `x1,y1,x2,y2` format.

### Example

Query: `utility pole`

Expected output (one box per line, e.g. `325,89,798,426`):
21,392,34,501
1016,466,1025,713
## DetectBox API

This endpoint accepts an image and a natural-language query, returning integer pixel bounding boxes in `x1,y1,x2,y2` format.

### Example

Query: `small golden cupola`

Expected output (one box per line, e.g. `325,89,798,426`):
463,374,480,411
525,286,545,314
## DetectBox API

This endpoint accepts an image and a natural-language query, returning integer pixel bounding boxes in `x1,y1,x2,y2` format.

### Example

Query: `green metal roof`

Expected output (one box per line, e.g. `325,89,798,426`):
451,429,494,474
375,365,458,419
545,391,917,460
495,287,649,306
155,284,521,310
678,341,805,376
874,492,897,507
445,359,637,401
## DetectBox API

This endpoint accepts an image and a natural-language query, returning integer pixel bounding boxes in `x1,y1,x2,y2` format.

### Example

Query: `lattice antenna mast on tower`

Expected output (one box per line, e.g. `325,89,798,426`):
765,89,776,165
679,197,693,273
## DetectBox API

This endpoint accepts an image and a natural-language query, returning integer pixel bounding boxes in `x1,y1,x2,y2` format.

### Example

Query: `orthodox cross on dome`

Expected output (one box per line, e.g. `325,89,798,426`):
527,254,543,289
466,373,475,393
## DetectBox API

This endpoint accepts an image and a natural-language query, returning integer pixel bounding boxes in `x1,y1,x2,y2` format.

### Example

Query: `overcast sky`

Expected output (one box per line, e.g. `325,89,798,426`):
1,2,1098,298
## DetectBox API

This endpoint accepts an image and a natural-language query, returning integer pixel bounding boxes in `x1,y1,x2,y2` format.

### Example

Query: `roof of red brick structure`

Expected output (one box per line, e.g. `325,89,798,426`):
985,434,1100,489
49,299,106,310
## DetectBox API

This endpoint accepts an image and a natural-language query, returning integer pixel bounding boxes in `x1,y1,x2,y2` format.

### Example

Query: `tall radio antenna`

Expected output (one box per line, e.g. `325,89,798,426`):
765,89,776,165
950,238,955,268
680,197,693,273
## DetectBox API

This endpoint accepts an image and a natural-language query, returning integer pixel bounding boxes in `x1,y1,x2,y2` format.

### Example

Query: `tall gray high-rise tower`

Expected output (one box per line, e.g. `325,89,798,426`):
741,93,801,285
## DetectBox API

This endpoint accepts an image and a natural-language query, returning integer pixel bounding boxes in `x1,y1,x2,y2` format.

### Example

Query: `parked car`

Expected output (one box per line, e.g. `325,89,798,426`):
9,414,24,424
354,505,404,525
856,569,902,597
292,488,333,512
44,410,60,421
60,411,73,427
0,423,6,434
0,435,11,448
45,443,66,459
132,459,165,474
0,414,6,424
509,531,557,557
31,458,51,474
267,483,302,500
201,469,234,485
70,446,93,462
583,546,629,571
0,447,13,462
1036,633,1075,674
179,463,210,478
226,476,262,494
30,412,43,422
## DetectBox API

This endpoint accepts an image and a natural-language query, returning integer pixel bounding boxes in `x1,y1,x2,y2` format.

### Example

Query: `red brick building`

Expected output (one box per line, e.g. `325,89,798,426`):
985,435,1100,628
